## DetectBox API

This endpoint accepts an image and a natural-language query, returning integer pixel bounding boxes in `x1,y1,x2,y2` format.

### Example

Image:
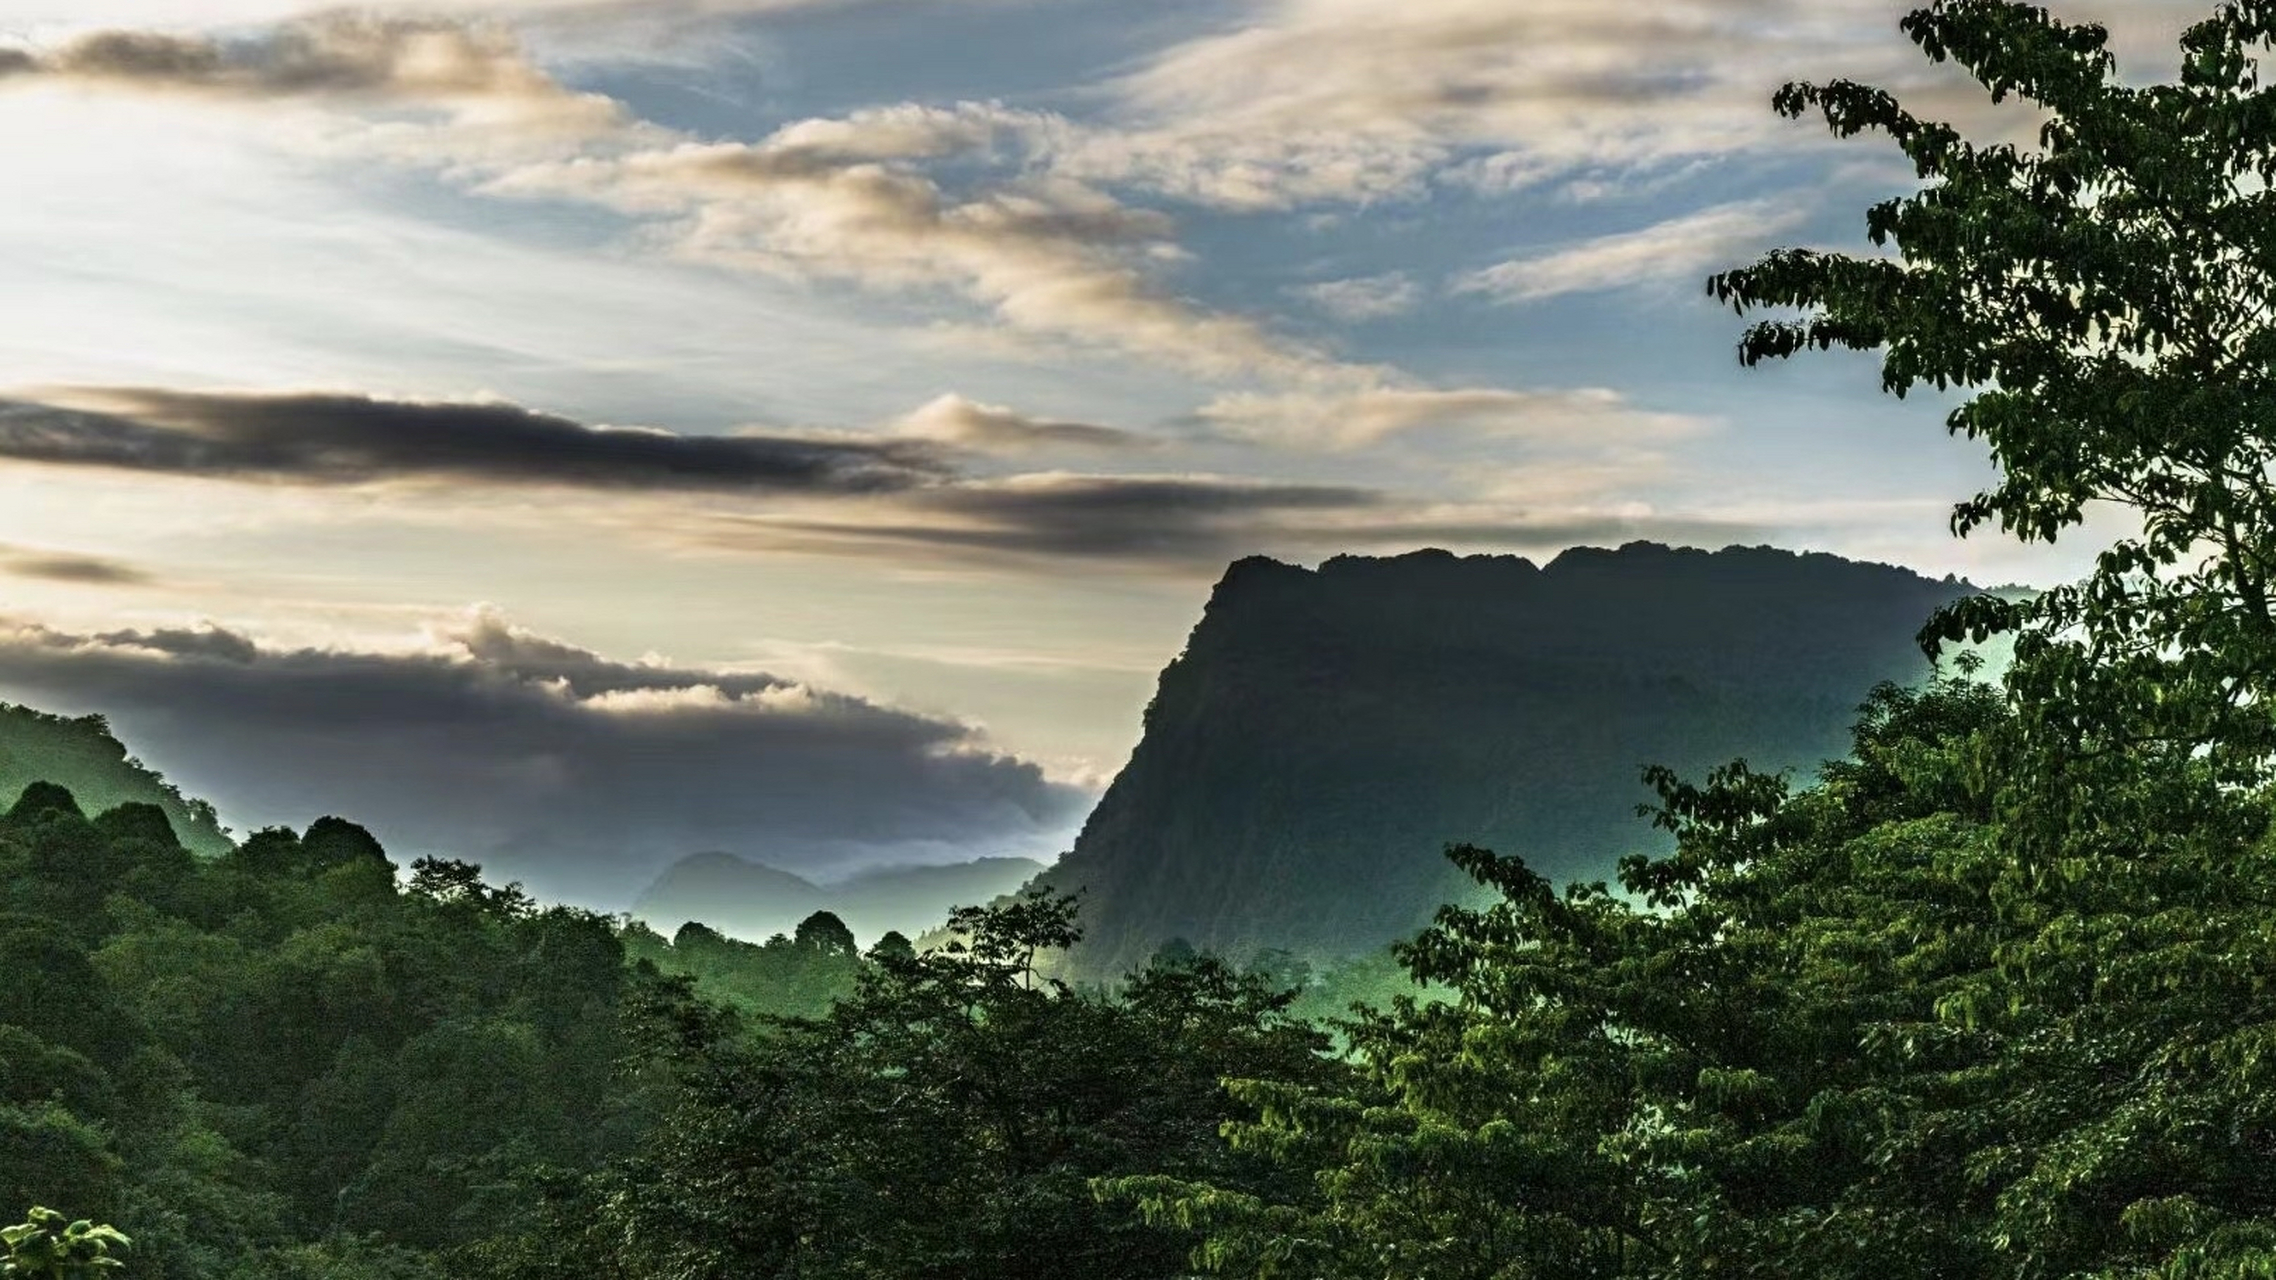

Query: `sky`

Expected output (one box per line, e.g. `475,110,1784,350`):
0,0,2211,906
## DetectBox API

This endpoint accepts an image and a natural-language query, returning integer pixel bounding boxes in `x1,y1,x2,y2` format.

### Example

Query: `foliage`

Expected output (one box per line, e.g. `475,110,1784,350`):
0,705,230,857
1116,670,2276,1277
1111,3,2276,1275
0,799,672,1276
30,10,2276,1275
1707,0,2276,854
525,889,1346,1280
1,1207,129,1278
619,914,864,1019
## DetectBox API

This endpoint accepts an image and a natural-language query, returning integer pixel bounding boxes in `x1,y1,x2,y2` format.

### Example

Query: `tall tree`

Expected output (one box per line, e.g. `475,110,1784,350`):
1708,0,2276,848
1118,4,2276,1276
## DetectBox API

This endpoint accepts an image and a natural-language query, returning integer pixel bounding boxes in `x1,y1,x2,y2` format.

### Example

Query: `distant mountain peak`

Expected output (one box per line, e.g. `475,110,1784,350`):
632,852,1047,945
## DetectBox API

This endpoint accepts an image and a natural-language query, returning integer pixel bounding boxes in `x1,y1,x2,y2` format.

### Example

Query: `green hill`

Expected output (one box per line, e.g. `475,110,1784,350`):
0,702,231,857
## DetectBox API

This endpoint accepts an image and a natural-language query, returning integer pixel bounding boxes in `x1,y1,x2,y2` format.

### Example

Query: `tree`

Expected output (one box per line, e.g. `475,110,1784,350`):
1123,5,2276,1276
567,891,1340,1280
792,909,856,957
1707,0,2276,846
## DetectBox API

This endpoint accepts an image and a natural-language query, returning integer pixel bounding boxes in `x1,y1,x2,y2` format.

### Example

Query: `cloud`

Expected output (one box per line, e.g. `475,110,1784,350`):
0,15,620,123
1196,384,1710,450
915,473,1381,557
0,0,967,26
1290,272,1421,322
0,388,949,493
710,488,1768,574
0,608,1091,905
485,111,1329,378
701,472,1385,567
893,393,1143,454
1055,0,1822,209
5,16,1333,381
1452,200,1813,304
693,468,1755,572
0,14,636,169
0,546,152,586
1056,0,2121,211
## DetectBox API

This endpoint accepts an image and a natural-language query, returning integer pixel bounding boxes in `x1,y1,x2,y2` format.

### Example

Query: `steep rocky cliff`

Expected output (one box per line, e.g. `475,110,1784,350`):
1041,543,1975,979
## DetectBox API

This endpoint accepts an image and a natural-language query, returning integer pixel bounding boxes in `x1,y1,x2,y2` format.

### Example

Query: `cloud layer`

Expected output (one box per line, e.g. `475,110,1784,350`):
0,609,1089,905
0,389,947,493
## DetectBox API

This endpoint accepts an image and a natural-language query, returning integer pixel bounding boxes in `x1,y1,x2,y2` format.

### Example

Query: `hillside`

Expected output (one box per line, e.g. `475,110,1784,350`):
632,852,1047,945
1039,542,1976,979
0,702,232,856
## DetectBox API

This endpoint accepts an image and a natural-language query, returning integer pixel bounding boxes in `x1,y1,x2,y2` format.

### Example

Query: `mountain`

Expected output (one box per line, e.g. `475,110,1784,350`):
1038,542,1978,980
0,702,232,856
632,852,1048,945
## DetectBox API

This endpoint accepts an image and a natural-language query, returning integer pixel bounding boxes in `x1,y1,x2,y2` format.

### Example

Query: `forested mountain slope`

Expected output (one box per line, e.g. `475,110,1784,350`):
0,703,231,857
1042,542,1973,978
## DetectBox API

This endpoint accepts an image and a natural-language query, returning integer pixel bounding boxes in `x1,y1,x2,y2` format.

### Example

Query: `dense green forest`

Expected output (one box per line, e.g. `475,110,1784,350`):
0,704,231,859
18,1,2276,1275
0,784,1340,1277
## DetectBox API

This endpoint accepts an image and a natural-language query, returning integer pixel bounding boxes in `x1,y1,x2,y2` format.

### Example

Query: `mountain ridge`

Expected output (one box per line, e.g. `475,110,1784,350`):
0,702,233,857
1036,541,1980,979
633,851,1048,945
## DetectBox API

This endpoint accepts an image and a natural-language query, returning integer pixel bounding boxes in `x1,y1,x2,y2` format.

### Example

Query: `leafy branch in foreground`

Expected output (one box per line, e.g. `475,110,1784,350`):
1711,0,2276,849
2,1207,129,1278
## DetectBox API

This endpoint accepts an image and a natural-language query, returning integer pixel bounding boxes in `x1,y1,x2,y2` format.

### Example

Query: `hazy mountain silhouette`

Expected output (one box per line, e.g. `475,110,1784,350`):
633,852,1047,945
0,702,232,856
1038,543,1978,979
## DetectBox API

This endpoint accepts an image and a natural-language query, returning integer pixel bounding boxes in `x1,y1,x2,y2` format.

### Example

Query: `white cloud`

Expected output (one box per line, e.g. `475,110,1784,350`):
1291,272,1420,322
1452,200,1812,305
483,121,1330,378
1061,0,1887,209
894,393,1142,453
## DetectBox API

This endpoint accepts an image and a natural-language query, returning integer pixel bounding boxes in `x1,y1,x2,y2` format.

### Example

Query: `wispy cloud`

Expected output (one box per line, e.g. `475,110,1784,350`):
1061,0,1893,210
1196,384,1710,451
688,467,1757,574
1453,200,1812,305
1290,272,1421,322
485,122,1327,379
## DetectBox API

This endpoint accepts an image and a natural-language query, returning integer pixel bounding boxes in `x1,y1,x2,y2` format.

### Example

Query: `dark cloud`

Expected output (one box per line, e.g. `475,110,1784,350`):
723,473,1385,565
0,549,153,587
93,625,259,663
0,390,949,495
0,611,1090,907
711,475,1758,570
